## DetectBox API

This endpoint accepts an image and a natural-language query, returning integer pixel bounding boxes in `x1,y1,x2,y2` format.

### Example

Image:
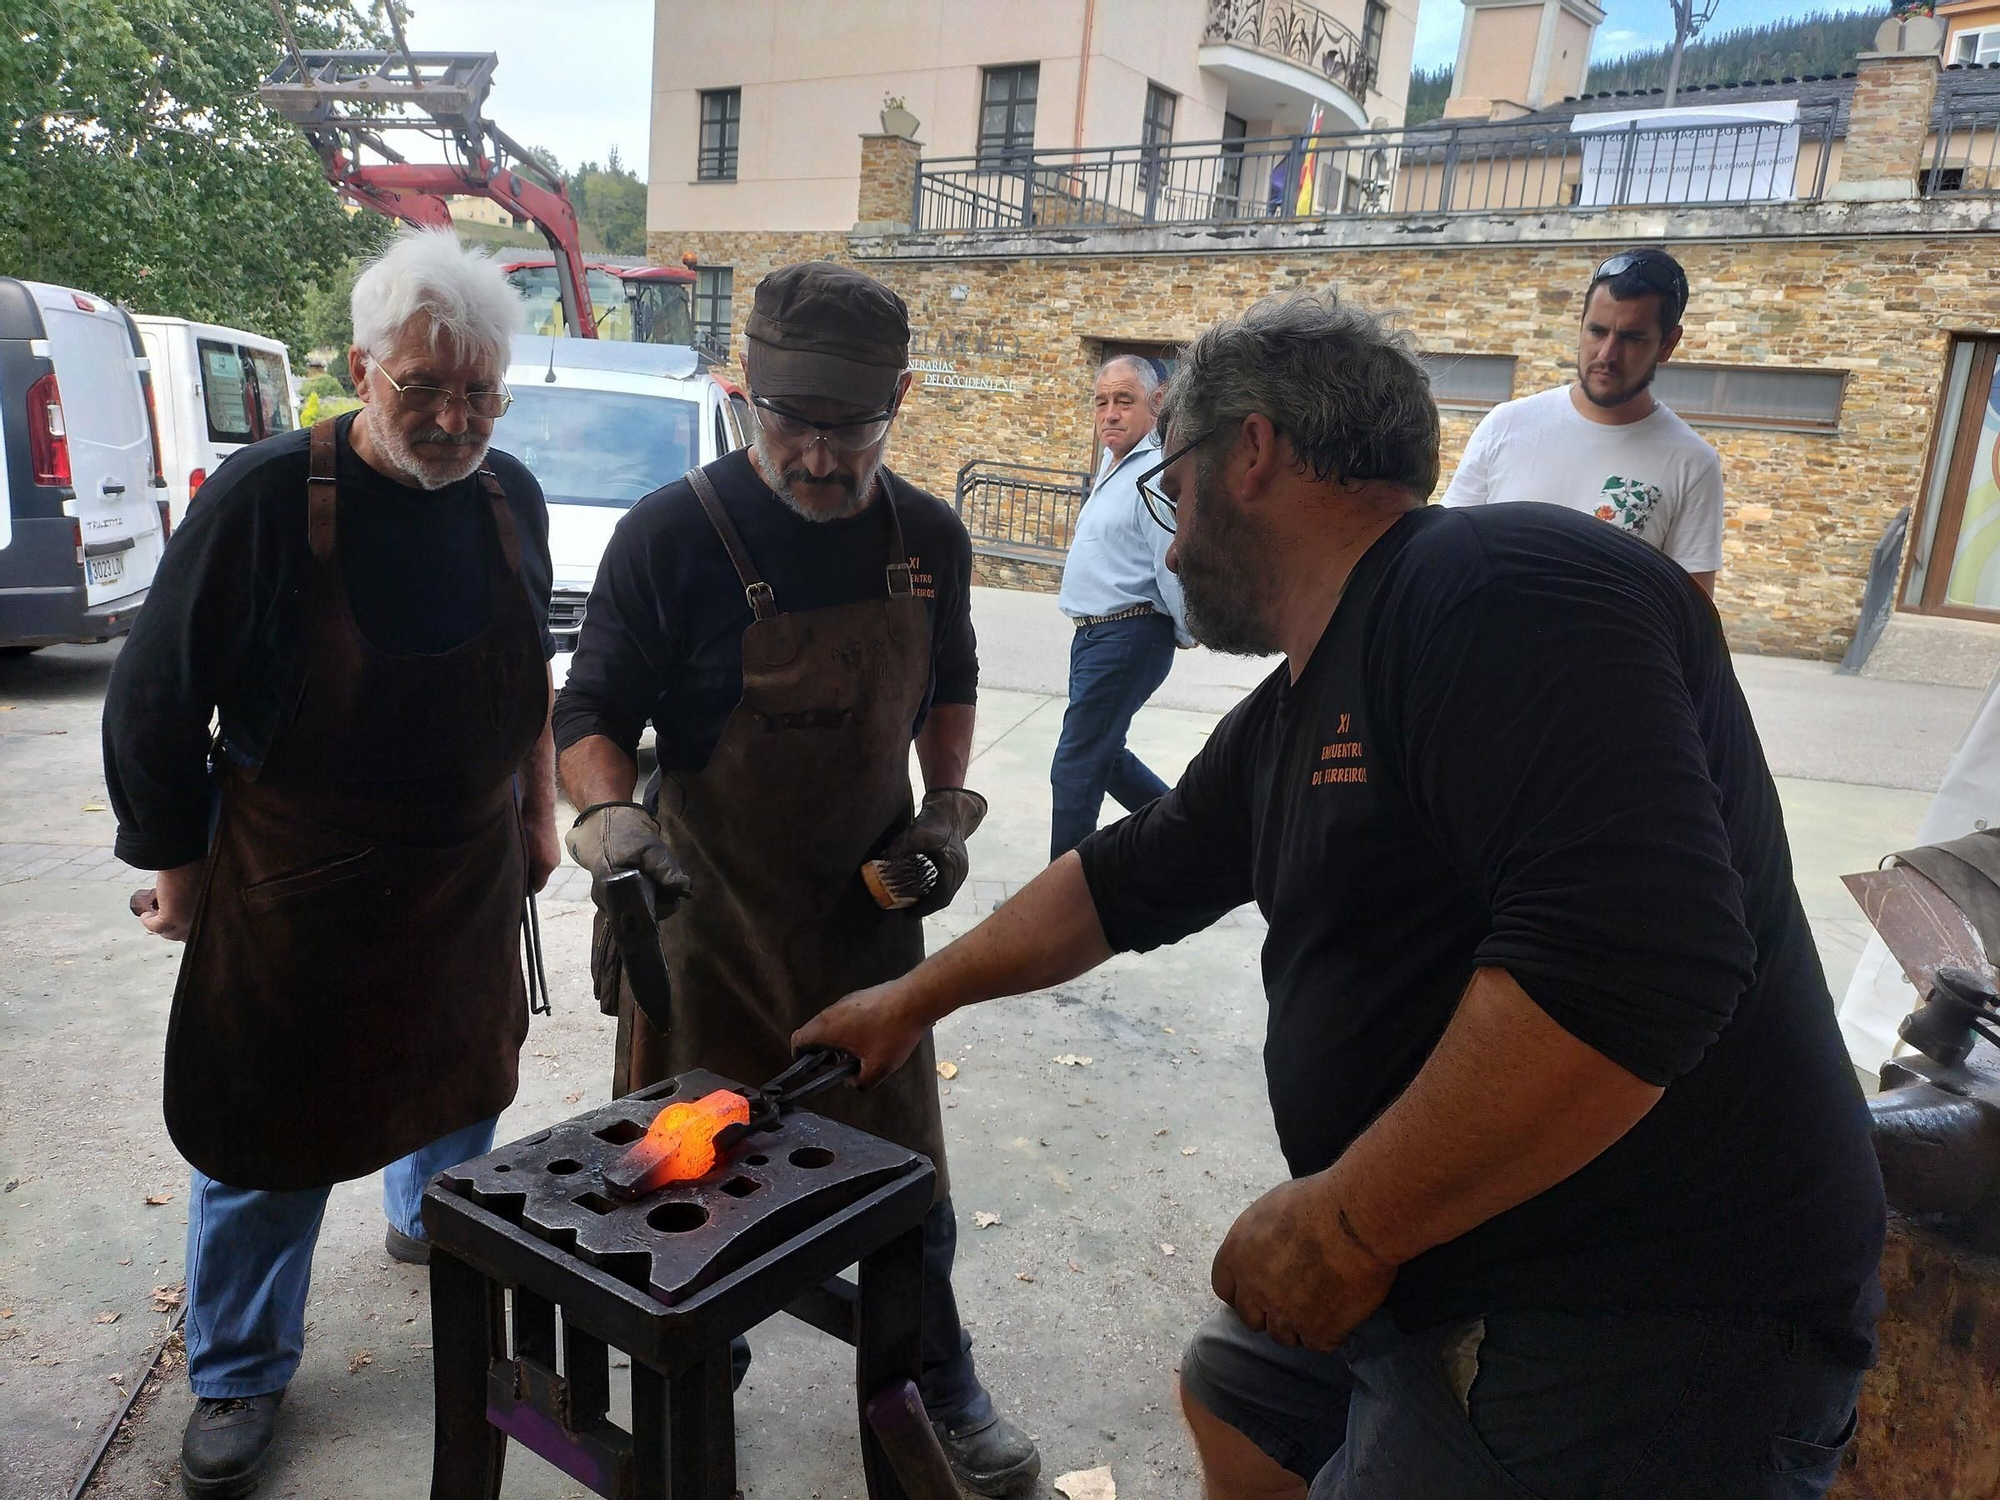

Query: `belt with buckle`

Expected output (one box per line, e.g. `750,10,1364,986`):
1072,603,1159,629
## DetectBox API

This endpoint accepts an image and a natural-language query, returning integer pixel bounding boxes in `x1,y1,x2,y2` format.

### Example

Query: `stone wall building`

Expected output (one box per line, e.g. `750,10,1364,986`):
649,4,2000,670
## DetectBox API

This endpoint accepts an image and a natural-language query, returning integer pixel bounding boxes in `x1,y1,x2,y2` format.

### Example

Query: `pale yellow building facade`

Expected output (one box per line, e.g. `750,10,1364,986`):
648,0,1423,235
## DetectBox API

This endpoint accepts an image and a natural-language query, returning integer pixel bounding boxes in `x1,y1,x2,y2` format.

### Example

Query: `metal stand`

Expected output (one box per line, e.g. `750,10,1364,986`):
422,1074,956,1499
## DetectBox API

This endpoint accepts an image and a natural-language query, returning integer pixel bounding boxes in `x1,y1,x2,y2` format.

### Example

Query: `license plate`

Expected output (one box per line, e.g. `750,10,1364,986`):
87,554,124,587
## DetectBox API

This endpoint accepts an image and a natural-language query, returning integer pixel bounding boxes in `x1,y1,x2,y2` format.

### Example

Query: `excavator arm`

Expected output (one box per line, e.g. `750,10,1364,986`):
260,49,599,337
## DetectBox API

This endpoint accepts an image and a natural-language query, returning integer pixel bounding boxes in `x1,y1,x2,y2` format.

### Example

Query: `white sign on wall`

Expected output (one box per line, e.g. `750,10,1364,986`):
1571,100,1801,206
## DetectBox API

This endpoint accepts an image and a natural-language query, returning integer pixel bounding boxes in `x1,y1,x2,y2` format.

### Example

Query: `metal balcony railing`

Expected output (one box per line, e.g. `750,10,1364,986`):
1202,0,1378,101
952,460,1095,558
1924,106,2000,195
912,108,1839,233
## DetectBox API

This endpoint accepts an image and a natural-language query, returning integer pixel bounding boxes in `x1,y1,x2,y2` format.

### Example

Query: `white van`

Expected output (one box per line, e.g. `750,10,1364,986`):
132,316,296,526
0,280,168,652
496,335,751,685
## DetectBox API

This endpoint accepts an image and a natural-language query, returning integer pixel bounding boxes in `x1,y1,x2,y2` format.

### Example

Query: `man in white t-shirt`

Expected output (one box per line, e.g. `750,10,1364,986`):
1442,249,1724,595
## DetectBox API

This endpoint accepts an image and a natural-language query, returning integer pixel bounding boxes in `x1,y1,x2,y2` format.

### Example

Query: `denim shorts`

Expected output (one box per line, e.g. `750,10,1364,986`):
1179,1303,1866,1500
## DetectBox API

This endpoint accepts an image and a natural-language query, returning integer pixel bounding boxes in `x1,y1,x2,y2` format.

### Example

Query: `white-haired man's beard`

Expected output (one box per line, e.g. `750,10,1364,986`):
360,401,488,491
751,431,880,522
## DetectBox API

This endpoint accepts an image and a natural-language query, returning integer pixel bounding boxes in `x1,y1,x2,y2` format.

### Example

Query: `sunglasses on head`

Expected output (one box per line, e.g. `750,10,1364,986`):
1593,253,1688,311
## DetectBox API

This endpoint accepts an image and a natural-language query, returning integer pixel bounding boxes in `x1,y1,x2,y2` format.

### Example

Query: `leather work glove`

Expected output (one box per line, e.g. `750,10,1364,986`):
566,801,693,912
862,787,988,919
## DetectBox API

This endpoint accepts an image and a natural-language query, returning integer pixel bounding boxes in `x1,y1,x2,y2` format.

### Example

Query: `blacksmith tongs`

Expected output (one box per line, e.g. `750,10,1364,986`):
713,1047,861,1156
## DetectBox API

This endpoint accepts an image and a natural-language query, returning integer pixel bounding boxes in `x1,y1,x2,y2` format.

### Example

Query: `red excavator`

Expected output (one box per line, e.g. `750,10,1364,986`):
259,46,695,344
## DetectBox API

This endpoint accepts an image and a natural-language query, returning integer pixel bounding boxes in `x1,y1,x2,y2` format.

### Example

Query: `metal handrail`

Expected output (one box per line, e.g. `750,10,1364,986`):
953,460,1095,557
912,107,1841,232
1201,0,1378,100
1925,106,2000,195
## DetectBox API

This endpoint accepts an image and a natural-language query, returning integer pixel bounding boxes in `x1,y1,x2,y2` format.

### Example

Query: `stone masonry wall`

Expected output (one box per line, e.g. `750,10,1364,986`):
856,135,921,230
1839,55,1941,196
653,225,2000,660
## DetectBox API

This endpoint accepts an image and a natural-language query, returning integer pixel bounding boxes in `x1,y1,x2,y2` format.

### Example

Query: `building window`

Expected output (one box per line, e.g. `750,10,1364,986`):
1906,337,2000,616
1652,364,1846,431
1363,0,1389,79
698,88,740,181
978,64,1039,167
1419,352,1516,409
1218,112,1249,211
1141,84,1178,191
694,266,733,354
1953,27,2000,65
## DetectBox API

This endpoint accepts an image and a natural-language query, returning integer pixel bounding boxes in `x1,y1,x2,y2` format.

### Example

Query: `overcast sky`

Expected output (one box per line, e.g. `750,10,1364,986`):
388,0,1890,173
394,0,654,176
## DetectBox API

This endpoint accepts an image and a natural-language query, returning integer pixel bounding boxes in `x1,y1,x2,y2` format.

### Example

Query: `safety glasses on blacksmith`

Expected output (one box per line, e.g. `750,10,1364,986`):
751,395,897,454
1135,428,1215,535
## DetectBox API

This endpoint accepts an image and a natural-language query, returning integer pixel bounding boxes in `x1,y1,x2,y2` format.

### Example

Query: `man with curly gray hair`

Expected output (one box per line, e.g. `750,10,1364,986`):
105,228,558,1497
802,290,1884,1498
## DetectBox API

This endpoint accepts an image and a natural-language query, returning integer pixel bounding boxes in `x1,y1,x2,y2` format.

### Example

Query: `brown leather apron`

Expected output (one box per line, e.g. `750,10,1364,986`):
162,419,547,1192
604,465,949,1198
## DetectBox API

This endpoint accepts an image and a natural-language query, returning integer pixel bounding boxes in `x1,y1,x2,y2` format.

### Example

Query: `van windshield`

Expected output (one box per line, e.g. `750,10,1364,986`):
497,385,699,505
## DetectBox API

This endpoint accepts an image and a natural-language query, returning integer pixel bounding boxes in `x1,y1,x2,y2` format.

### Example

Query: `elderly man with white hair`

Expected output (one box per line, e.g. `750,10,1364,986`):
103,229,558,1498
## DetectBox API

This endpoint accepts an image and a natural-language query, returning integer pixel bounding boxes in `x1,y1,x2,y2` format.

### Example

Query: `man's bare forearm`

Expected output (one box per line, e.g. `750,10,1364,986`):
916,702,975,790
558,733,640,812
903,852,1114,1025
1318,966,1665,1267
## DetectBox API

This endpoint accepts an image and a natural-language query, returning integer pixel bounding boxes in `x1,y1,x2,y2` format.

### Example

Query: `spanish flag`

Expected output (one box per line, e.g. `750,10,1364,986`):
1294,104,1326,215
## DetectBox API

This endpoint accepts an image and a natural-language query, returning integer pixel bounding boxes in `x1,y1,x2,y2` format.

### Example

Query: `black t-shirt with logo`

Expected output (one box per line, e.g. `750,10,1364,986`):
553,448,977,772
1077,502,1885,1358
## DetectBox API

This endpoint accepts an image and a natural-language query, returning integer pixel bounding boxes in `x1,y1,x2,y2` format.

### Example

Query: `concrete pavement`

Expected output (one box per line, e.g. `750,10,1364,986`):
0,586,1981,1499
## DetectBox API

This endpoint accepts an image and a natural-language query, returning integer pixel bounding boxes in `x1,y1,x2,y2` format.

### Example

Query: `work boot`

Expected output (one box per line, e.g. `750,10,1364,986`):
181,1390,284,1498
932,1409,1040,1497
384,1225,430,1265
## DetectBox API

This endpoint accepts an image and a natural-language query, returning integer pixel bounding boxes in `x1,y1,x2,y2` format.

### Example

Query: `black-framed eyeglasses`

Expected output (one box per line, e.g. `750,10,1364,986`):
1134,429,1215,534
751,394,897,454
374,365,513,419
1592,252,1688,313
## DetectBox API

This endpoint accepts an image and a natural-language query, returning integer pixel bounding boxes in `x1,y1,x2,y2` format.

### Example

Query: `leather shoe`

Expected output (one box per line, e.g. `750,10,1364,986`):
385,1226,430,1265
181,1390,283,1498
932,1409,1040,1497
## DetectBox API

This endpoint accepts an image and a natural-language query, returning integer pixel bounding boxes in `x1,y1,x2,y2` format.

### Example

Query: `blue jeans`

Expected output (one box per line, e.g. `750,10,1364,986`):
1050,612,1179,860
182,1115,499,1399
1181,1303,1869,1499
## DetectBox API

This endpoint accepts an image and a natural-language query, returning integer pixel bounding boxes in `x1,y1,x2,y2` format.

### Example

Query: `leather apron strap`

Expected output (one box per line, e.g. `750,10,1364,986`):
686,466,777,620
686,463,916,608
308,418,339,562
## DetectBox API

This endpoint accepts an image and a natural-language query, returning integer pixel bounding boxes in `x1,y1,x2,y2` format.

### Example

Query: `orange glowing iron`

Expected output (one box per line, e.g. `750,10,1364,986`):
600,1050,860,1202
604,1089,752,1199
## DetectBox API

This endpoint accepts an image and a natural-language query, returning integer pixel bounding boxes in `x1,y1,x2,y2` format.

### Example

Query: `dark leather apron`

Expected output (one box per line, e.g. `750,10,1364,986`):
606,464,949,1198
162,419,546,1192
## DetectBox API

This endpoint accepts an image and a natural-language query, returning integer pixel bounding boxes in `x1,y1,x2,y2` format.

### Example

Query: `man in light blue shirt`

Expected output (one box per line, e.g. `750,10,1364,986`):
1050,355,1191,858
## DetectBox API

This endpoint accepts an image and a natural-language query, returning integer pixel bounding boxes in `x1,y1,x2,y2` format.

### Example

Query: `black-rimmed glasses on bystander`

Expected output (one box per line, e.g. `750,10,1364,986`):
1134,429,1214,534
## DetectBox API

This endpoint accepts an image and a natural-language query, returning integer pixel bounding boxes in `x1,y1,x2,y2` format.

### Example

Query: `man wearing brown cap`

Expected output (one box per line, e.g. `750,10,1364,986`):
553,261,1038,1494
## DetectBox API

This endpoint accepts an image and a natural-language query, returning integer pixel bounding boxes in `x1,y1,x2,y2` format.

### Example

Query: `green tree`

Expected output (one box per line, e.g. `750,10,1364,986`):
0,0,389,357
1402,8,1890,125
295,256,376,389
569,147,647,256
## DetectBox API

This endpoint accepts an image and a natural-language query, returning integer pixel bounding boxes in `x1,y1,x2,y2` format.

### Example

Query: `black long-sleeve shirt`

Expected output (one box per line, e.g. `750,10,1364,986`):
103,413,553,870
1078,502,1885,1358
553,451,977,772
